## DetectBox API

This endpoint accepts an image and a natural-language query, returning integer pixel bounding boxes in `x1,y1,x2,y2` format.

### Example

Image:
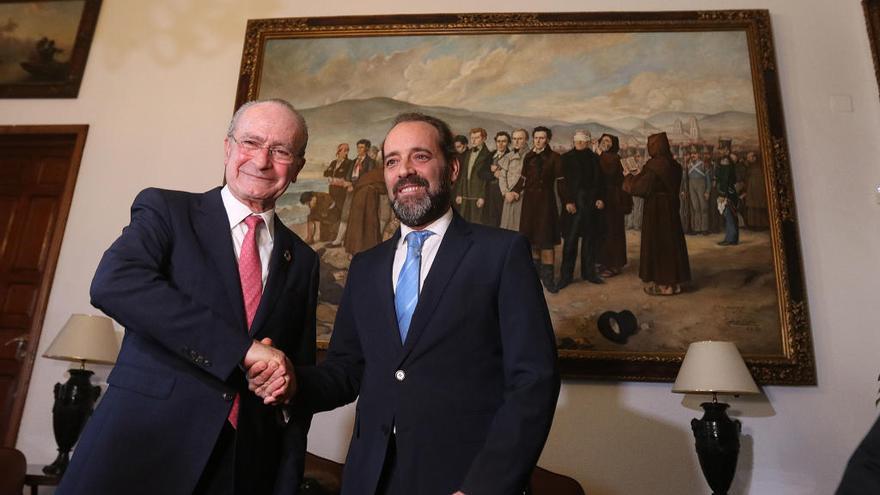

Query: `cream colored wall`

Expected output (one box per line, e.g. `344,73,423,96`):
4,1,879,493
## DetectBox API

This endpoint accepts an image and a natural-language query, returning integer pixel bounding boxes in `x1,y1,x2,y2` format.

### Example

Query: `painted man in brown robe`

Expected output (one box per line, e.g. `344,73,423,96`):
343,165,385,255
623,132,691,295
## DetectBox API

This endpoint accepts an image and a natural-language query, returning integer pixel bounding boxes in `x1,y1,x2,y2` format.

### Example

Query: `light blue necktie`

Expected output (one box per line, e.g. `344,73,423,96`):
395,230,434,343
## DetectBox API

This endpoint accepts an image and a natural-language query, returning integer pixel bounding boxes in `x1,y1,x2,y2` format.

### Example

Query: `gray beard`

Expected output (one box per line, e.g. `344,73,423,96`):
393,195,433,227
390,171,452,227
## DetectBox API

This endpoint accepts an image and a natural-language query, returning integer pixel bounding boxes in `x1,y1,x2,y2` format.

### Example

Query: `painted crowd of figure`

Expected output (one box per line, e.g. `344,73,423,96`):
302,128,769,297
627,139,770,238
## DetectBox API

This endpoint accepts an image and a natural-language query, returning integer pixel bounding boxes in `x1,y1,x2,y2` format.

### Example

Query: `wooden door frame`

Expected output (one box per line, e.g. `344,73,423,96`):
0,125,88,446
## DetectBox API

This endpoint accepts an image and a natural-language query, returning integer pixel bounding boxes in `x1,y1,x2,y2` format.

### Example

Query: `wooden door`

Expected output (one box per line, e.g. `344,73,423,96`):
0,125,87,446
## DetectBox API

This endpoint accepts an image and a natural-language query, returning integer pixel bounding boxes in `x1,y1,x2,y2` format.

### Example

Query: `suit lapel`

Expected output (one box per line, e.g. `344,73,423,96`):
250,215,294,337
194,188,247,332
400,213,473,359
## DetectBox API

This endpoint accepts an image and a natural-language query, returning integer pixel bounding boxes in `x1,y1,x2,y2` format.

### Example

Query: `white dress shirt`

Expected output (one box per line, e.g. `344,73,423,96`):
221,185,275,289
391,208,454,294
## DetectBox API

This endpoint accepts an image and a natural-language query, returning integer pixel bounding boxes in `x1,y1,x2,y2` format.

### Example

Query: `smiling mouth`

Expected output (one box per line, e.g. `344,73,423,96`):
240,171,273,181
396,184,426,195
394,183,428,198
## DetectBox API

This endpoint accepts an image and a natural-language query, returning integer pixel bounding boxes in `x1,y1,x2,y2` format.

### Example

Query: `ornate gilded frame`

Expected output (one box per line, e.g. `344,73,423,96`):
234,11,815,385
864,0,880,95
0,0,102,98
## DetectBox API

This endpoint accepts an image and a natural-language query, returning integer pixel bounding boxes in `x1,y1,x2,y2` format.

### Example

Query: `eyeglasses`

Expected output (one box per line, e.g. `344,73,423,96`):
229,135,296,163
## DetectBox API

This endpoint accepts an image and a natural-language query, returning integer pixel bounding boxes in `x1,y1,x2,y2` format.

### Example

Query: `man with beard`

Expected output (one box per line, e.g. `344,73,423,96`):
498,129,528,231
478,131,510,227
251,113,560,495
558,130,605,289
454,128,492,224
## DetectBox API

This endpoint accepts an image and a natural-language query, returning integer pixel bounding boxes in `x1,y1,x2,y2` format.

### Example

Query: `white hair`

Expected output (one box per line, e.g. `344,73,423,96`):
227,98,309,157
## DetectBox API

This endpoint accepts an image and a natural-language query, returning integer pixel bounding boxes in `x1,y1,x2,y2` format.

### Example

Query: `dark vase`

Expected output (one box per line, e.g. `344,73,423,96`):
691,402,741,495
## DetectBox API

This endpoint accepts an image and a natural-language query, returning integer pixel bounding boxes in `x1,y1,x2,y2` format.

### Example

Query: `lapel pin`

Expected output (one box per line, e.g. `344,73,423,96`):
283,250,292,262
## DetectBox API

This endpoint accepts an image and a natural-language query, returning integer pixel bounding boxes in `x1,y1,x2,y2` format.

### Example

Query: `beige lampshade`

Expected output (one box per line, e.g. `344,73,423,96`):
42,314,120,365
672,341,759,396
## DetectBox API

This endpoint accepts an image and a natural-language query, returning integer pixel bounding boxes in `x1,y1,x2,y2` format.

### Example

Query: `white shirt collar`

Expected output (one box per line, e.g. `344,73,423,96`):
398,207,453,248
220,185,275,241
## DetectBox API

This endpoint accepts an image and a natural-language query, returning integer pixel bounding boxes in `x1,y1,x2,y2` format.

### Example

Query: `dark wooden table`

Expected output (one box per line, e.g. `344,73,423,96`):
24,465,59,495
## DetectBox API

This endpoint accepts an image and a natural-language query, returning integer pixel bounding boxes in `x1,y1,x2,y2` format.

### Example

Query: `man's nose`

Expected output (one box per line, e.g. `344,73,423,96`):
251,147,272,168
397,157,416,176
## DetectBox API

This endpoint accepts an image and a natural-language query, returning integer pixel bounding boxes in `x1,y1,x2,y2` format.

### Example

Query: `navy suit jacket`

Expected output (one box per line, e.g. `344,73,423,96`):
296,212,560,495
837,414,880,494
58,187,318,495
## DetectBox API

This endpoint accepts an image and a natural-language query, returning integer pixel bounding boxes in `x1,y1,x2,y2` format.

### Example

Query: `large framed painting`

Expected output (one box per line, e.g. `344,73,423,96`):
234,11,816,385
0,0,102,98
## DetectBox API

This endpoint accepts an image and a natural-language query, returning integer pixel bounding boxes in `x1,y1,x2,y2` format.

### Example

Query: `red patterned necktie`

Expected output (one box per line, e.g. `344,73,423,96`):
228,214,264,428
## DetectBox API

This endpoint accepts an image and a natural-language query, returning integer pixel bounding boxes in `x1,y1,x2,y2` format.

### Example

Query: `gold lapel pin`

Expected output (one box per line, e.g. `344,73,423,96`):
283,250,292,262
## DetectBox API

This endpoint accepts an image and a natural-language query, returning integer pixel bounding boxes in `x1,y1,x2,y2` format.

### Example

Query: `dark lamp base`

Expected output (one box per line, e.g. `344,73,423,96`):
691,401,742,495
42,452,69,476
44,368,101,477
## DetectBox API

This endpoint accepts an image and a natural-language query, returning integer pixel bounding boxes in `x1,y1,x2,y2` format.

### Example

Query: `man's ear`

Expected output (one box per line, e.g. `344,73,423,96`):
289,157,306,185
449,157,461,184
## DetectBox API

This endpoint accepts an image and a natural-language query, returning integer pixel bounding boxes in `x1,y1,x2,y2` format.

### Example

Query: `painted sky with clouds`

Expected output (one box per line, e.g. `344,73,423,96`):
260,31,755,123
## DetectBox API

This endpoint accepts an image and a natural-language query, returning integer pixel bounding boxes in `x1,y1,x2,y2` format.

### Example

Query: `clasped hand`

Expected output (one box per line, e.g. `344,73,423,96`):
244,337,296,405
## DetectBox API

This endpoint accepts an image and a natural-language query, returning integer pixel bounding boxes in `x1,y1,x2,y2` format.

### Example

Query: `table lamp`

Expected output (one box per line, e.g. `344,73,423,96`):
672,341,759,495
41,314,119,476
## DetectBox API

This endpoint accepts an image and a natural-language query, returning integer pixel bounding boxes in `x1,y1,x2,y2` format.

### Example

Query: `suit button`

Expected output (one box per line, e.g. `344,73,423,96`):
222,392,234,401
394,370,406,381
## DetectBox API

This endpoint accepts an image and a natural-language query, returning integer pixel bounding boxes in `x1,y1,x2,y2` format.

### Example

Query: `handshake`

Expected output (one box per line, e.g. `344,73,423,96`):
243,338,296,406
